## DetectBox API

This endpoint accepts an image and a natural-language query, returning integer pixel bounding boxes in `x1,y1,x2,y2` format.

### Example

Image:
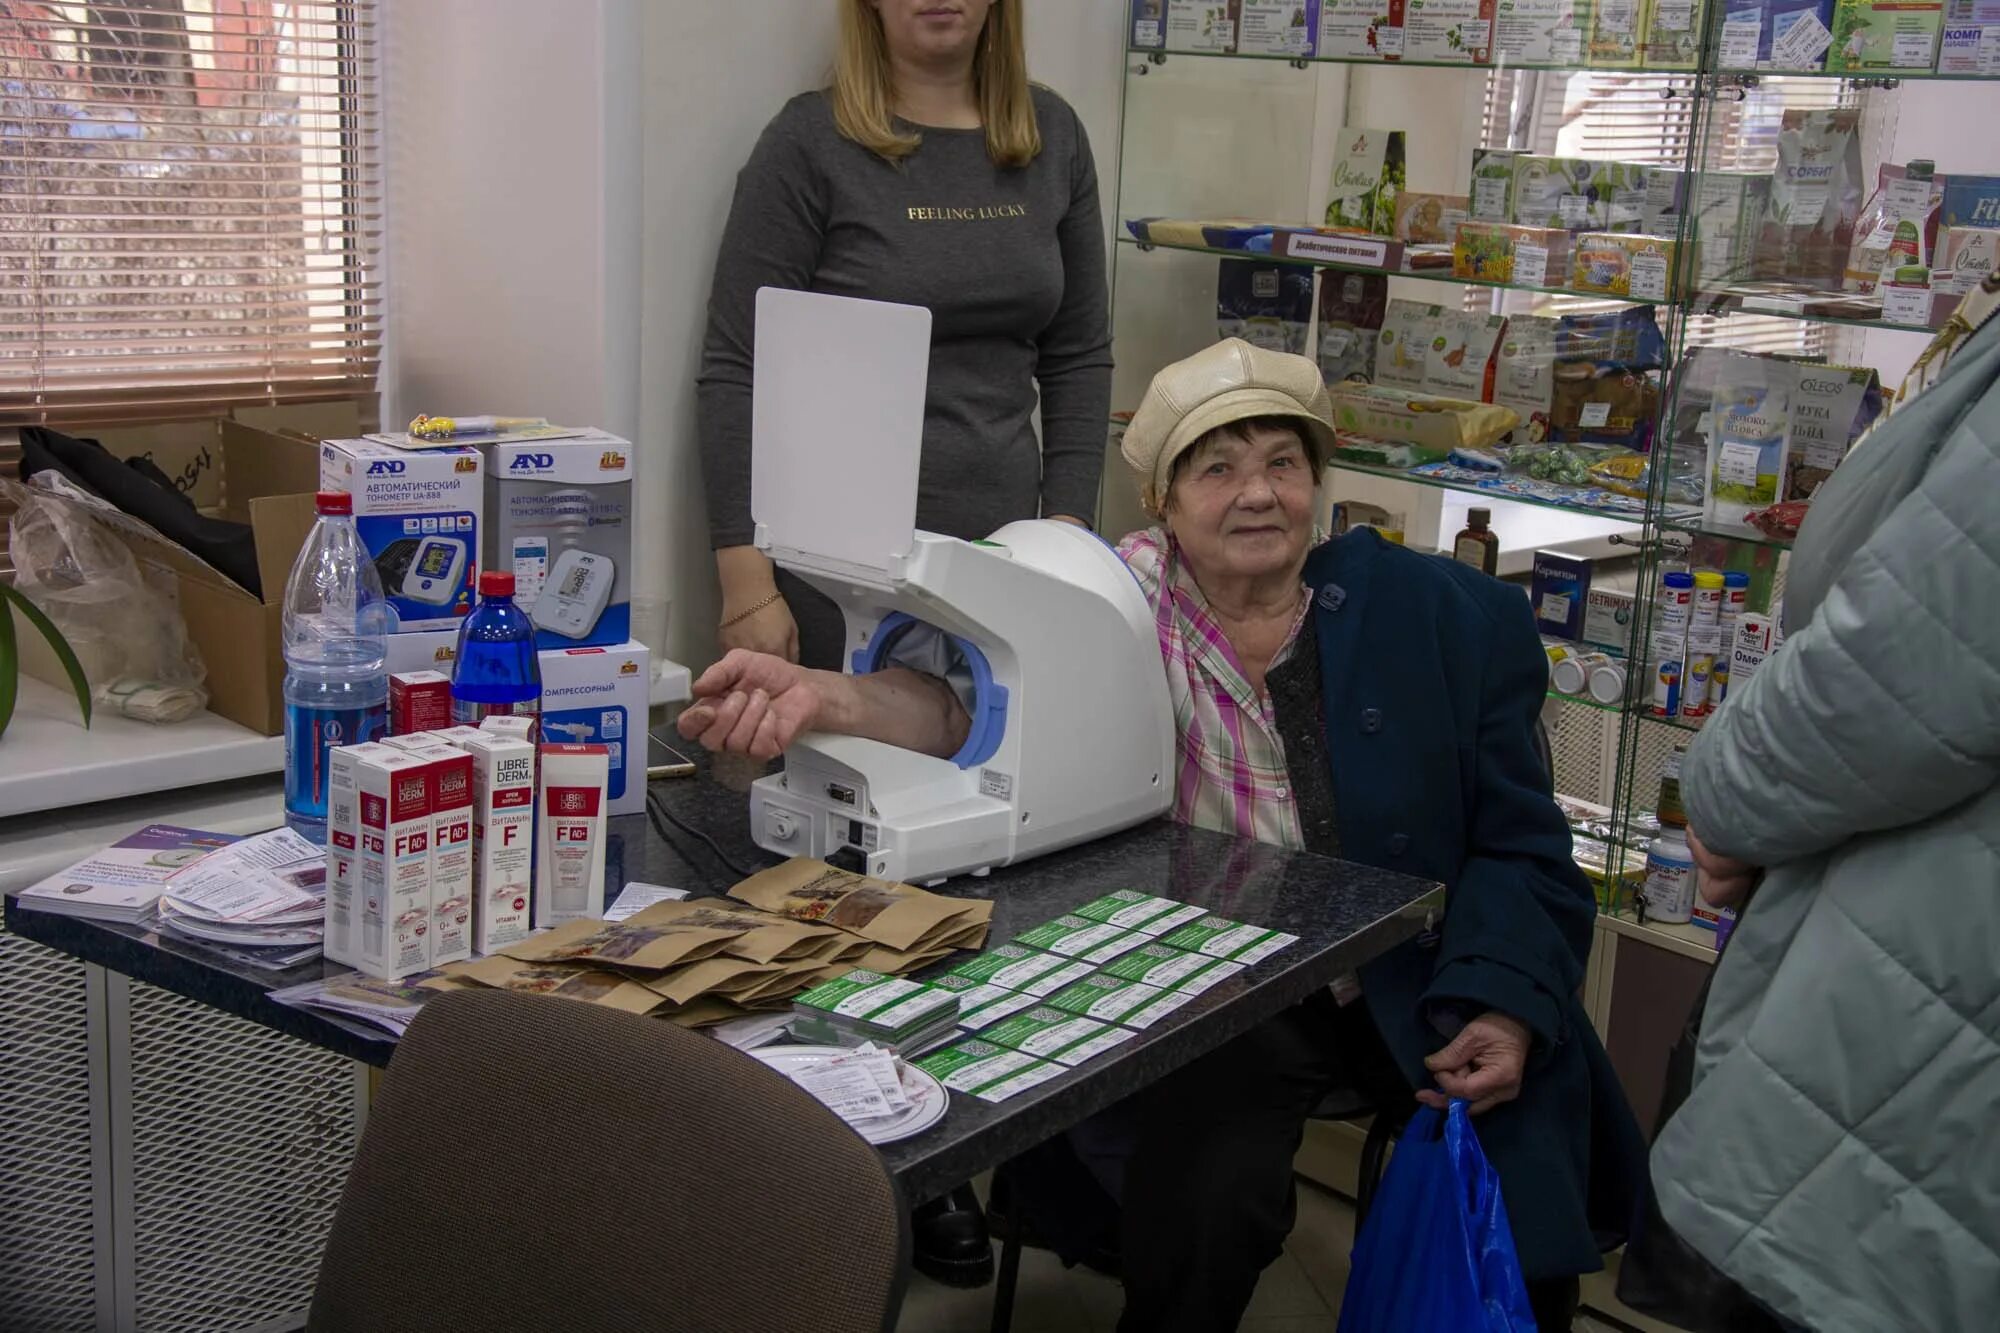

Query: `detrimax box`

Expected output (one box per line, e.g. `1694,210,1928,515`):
320,438,482,632
486,431,634,649
538,641,649,816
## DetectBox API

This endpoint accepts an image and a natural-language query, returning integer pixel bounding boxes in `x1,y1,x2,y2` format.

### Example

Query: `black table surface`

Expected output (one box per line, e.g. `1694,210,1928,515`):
5,758,1444,1206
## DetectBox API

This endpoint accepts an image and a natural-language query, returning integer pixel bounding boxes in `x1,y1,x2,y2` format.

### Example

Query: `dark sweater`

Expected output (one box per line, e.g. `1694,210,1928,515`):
696,86,1112,548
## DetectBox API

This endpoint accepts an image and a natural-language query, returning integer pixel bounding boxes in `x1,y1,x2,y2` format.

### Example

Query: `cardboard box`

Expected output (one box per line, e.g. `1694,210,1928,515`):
1826,0,1943,69
326,740,395,967
1582,588,1636,650
1532,551,1594,640
537,744,610,926
485,431,633,650
1719,0,1837,69
1319,0,1392,55
318,437,482,632
1588,0,1644,63
386,629,461,677
1130,0,1167,46
354,746,434,982
1644,0,1710,66
1238,0,1320,53
1165,0,1242,50
403,743,474,967
1385,0,1495,61
454,730,538,955
1494,0,1590,63
537,641,649,816
1469,148,1520,223
389,671,453,736
1938,0,2000,71
1571,232,1679,299
1453,221,1571,287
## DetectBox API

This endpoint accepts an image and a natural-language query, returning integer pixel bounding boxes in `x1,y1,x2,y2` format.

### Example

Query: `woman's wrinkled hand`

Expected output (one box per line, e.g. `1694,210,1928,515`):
1687,826,1759,909
1418,1010,1531,1116
676,649,828,760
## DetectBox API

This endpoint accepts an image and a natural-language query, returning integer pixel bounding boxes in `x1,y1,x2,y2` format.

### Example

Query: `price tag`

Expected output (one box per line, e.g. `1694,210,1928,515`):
1720,13,1762,66
1769,11,1831,68
1551,28,1584,63
1717,441,1762,488
1598,0,1638,36
1514,241,1550,287
1984,28,2000,72
1579,401,1612,429
1654,0,1694,30
1560,193,1594,227
1882,281,1934,327
1892,31,1936,67
1539,593,1573,624
1460,20,1491,52
1133,19,1161,45
1474,174,1511,220
1630,251,1670,301
1321,328,1355,357
1377,24,1405,57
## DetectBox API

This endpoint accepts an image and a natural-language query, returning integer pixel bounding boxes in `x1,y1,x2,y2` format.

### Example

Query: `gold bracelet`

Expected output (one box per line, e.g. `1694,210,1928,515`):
718,590,782,630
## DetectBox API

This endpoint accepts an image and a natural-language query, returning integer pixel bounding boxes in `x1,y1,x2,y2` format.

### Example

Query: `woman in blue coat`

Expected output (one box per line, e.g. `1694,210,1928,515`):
680,340,1645,1331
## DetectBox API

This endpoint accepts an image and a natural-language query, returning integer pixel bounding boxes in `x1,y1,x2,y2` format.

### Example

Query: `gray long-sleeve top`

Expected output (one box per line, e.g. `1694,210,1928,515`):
697,86,1113,548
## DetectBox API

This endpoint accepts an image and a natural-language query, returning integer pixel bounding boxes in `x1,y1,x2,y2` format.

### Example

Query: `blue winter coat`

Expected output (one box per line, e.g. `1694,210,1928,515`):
1300,529,1646,1281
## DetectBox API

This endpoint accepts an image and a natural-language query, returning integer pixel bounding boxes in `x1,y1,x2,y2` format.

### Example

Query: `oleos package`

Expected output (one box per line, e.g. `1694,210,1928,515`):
1644,0,1709,65
1319,0,1395,55
1324,127,1406,234
1706,352,1793,534
486,431,632,649
1318,271,1389,385
1783,363,1883,501
1237,0,1322,54
1827,0,1944,69
1938,0,2000,72
319,439,482,632
1492,0,1591,63
1384,0,1496,61
1218,259,1316,356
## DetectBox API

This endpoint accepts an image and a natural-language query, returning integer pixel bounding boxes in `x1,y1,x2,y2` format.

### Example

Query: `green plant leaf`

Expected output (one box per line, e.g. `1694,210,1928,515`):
0,593,17,742
0,584,92,729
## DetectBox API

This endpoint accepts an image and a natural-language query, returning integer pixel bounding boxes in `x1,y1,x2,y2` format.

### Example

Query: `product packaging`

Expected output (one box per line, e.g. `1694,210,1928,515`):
1588,0,1645,63
1783,363,1883,502
931,974,1042,1032
1692,172,1773,288
1469,148,1519,222
536,641,648,816
1329,383,1520,456
980,1005,1135,1066
1511,156,1632,232
1165,0,1243,51
479,713,537,742
1384,0,1496,61
728,859,994,954
1681,625,1722,719
916,1039,1057,1101
1932,225,2000,322
1759,108,1864,283
1421,312,1509,401
1550,362,1661,448
631,899,852,964
536,743,609,928
1570,232,1679,300
1648,631,1686,717
1156,916,1299,964
388,670,453,736
1318,0,1395,55
1072,890,1210,936
452,729,537,955
1938,0,2000,72
1706,352,1793,534
352,746,435,982
1393,192,1470,245
1015,914,1152,965
1493,0,1591,62
384,628,461,677
1549,649,1610,695
1101,940,1247,995
325,741,393,967
1130,0,1168,46
1644,0,1710,64
485,430,633,649
445,954,666,1014
1317,271,1390,385
1582,587,1636,650
1642,828,1696,923
318,438,481,633
1531,551,1594,639
1044,973,1173,1026
1324,127,1407,235
1844,165,1944,293
1217,259,1316,356
1729,612,1778,696
1452,221,1571,287
1719,0,1837,68
1374,299,1449,389
399,742,474,967
1827,0,1944,69
1238,0,1322,53
1491,315,1559,444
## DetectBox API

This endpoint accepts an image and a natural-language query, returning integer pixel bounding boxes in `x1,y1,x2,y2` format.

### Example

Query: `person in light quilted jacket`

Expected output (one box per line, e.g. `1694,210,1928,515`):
1653,277,2000,1333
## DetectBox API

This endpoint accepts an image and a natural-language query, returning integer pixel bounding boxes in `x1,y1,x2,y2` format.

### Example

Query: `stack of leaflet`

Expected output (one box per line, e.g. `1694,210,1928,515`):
749,1042,949,1146
270,972,441,1038
14,824,237,923
789,969,961,1053
155,828,328,967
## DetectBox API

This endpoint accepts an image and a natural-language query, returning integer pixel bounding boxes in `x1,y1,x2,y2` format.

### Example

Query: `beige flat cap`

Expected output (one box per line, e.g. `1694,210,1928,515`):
1121,338,1337,512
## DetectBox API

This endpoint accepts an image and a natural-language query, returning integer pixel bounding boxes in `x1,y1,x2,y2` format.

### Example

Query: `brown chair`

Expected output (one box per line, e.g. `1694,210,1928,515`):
308,989,908,1333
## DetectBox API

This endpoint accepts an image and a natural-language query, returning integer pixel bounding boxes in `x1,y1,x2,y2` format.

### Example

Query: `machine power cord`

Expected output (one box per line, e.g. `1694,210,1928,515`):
645,786,760,881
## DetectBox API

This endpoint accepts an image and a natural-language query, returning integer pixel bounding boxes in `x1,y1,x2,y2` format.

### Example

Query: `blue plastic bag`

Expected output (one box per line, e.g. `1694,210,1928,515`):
1335,1100,1538,1332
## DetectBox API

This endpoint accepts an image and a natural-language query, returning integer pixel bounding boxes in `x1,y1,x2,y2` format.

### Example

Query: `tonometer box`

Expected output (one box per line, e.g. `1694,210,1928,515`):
319,437,482,632
537,641,649,816
485,432,633,649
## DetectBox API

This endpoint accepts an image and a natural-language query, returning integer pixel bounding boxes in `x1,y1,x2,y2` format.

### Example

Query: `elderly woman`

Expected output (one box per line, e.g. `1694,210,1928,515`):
680,340,1643,1332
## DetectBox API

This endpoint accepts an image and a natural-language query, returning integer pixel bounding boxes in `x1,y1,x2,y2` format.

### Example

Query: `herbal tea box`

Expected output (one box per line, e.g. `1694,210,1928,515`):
1938,0,2000,72
1644,0,1710,65
1588,0,1645,63
1319,0,1393,55
1384,0,1496,61
1323,127,1406,235
1493,0,1590,63
1165,0,1242,51
1237,0,1321,54
1826,0,1943,69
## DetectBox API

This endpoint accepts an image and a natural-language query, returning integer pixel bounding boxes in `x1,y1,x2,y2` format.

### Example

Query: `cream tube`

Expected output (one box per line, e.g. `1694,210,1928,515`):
536,744,609,926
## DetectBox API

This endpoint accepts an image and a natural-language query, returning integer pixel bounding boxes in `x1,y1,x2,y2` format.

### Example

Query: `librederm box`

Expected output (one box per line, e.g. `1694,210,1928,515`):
320,438,482,632
538,641,649,816
486,432,633,649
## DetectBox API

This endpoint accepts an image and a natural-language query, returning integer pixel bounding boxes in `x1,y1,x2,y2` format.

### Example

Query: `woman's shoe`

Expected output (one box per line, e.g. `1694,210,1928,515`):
911,1184,993,1288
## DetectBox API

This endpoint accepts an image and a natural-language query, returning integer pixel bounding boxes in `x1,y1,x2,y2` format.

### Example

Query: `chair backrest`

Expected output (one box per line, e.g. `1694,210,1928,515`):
308,989,907,1333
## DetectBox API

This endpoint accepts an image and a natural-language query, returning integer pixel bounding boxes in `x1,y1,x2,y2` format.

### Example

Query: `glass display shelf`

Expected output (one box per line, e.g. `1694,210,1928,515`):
1713,66,2000,84
1125,47,1705,77
1551,685,1708,733
1116,235,1673,309
1660,514,1796,551
1325,455,1664,525
1688,294,1955,338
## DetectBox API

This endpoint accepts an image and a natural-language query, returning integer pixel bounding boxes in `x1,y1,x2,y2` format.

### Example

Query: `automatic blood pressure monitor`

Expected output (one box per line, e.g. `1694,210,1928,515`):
400,536,467,605
531,549,616,640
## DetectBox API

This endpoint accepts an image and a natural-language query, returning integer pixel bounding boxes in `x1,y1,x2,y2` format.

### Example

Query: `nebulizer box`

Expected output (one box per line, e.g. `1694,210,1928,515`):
485,432,632,649
537,642,649,816
319,439,482,632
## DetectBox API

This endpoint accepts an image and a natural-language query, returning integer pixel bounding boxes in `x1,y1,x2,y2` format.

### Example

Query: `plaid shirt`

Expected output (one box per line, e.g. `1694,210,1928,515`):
1118,528,1311,850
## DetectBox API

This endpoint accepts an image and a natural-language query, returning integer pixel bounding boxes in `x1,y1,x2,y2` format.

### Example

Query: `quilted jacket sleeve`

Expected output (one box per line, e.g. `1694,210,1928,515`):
1683,413,2000,867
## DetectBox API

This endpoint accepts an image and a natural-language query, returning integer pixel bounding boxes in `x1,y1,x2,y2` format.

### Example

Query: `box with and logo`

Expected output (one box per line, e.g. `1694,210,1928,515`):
485,431,634,649
319,438,482,632
537,641,650,816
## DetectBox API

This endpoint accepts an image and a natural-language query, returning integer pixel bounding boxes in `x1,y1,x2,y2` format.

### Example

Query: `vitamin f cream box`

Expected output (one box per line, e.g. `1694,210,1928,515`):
326,741,394,967
536,744,609,927
454,730,537,954
403,742,474,968
354,747,434,982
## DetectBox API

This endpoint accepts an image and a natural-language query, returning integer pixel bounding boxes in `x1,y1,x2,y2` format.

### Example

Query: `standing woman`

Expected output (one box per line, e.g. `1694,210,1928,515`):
698,0,1113,669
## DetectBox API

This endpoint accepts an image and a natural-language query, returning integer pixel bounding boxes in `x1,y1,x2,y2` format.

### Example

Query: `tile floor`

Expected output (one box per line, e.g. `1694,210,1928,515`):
893,1175,1629,1333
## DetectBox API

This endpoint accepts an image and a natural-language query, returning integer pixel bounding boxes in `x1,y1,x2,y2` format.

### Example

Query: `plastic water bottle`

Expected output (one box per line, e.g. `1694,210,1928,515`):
451,571,540,728
282,491,390,840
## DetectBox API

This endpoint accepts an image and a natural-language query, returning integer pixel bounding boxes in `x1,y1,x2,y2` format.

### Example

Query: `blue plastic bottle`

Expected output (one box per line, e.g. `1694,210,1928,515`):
452,570,541,728
281,491,390,840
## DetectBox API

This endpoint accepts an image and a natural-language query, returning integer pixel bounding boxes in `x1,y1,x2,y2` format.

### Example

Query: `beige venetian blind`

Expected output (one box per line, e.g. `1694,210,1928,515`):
0,1,380,429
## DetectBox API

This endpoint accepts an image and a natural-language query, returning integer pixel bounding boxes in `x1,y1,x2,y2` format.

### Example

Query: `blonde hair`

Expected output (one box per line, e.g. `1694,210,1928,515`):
831,0,1041,168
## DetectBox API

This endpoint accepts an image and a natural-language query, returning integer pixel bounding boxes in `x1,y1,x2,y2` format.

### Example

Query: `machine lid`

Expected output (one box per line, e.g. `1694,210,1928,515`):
751,288,931,580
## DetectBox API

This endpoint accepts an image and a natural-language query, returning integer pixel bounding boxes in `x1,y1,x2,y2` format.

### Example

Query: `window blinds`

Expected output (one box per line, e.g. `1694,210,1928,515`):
0,1,380,429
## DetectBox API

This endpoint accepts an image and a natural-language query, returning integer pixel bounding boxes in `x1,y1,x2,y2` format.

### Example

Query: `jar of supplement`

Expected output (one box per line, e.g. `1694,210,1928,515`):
1692,569,1725,629
1642,826,1697,924
1648,632,1685,718
1656,742,1688,827
1721,570,1749,625
1551,650,1610,696
1658,570,1694,635
1681,625,1723,719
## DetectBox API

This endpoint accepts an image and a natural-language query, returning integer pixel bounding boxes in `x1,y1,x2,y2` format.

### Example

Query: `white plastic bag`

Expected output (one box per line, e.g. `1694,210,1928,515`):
5,478,209,723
